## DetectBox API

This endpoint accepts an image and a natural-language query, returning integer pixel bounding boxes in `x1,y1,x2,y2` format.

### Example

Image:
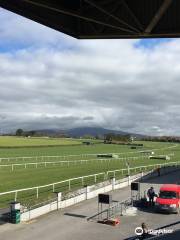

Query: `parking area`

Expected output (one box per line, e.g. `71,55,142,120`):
0,170,179,240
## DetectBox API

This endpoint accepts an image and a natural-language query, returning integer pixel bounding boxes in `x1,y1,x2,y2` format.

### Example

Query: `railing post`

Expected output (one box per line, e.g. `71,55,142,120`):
57,192,62,210
128,175,131,186
69,180,71,191
36,187,39,198
86,186,90,200
112,177,116,190
15,191,17,201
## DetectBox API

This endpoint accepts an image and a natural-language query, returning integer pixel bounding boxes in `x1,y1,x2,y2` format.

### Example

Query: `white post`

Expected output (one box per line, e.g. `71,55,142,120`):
86,186,90,200
15,191,18,201
12,164,14,171
112,177,116,190
82,177,84,186
128,175,131,186
57,192,62,209
69,180,71,191
36,187,39,198
94,174,97,183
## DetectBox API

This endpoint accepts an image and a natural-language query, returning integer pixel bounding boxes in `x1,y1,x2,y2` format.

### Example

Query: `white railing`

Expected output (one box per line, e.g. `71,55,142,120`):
0,152,135,162
0,172,106,201
0,143,176,163
107,161,180,178
0,156,149,171
0,161,179,203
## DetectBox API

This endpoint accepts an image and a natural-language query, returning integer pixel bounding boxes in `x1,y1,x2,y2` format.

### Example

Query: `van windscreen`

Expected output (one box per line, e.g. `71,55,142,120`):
159,191,177,199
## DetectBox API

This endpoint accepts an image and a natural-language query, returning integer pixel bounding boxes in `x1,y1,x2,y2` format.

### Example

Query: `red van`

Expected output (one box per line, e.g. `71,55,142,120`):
155,184,180,213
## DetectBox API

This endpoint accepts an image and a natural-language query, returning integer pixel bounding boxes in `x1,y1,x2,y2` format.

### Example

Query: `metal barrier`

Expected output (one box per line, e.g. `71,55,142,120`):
87,197,133,221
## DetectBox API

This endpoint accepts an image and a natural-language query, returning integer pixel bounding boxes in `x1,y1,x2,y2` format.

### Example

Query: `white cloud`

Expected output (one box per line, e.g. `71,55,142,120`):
0,10,180,135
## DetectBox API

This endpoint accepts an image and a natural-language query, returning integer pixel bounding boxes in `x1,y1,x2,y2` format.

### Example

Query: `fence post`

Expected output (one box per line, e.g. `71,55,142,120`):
69,180,71,191
94,174,97,183
128,175,131,186
53,184,55,192
82,177,84,186
112,177,116,190
36,187,39,198
15,191,18,201
12,164,14,171
86,186,90,200
57,192,62,210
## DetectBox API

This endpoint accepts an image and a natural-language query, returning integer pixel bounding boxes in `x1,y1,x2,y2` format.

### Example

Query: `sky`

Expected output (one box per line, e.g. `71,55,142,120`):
0,9,180,136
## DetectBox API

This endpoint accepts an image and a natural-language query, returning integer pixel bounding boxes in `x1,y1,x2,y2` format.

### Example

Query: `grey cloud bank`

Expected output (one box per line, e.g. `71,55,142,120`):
0,10,180,135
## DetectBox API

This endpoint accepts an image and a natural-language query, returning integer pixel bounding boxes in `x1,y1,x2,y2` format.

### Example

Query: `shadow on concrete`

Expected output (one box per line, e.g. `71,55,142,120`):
139,168,180,185
136,206,174,215
0,213,10,225
64,213,87,219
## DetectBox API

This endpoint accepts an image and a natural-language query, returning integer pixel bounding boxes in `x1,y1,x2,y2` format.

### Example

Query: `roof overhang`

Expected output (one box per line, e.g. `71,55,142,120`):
0,0,180,39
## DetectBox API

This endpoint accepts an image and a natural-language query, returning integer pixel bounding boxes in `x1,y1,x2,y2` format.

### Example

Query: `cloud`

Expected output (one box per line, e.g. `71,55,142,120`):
0,10,180,135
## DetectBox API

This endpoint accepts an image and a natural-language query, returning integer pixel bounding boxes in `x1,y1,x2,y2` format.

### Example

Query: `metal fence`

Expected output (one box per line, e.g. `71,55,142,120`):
87,197,133,221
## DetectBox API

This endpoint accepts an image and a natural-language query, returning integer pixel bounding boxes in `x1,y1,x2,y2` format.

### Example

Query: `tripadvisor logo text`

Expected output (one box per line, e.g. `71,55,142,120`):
135,227,174,236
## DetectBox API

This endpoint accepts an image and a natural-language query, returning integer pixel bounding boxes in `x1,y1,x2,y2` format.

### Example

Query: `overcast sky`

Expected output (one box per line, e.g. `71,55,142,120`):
0,9,180,136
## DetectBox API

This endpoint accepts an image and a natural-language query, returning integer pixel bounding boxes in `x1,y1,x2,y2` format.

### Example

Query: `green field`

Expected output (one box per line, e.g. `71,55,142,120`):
0,136,83,147
0,137,179,208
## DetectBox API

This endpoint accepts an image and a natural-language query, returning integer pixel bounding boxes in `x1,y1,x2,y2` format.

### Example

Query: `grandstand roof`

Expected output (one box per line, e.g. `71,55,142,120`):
0,0,180,39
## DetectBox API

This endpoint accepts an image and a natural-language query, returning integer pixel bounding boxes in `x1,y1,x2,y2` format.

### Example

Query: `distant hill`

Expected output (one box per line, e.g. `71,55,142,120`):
66,127,129,138
35,127,144,139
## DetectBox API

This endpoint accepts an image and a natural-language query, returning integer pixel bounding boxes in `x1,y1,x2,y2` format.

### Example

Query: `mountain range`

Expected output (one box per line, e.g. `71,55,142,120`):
35,127,144,138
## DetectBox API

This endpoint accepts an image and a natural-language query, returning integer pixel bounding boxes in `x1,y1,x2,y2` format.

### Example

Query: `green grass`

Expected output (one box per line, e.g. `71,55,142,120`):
0,140,179,208
0,136,83,147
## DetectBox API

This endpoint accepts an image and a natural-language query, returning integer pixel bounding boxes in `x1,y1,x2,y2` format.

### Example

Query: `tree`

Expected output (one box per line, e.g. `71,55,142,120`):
16,129,23,136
